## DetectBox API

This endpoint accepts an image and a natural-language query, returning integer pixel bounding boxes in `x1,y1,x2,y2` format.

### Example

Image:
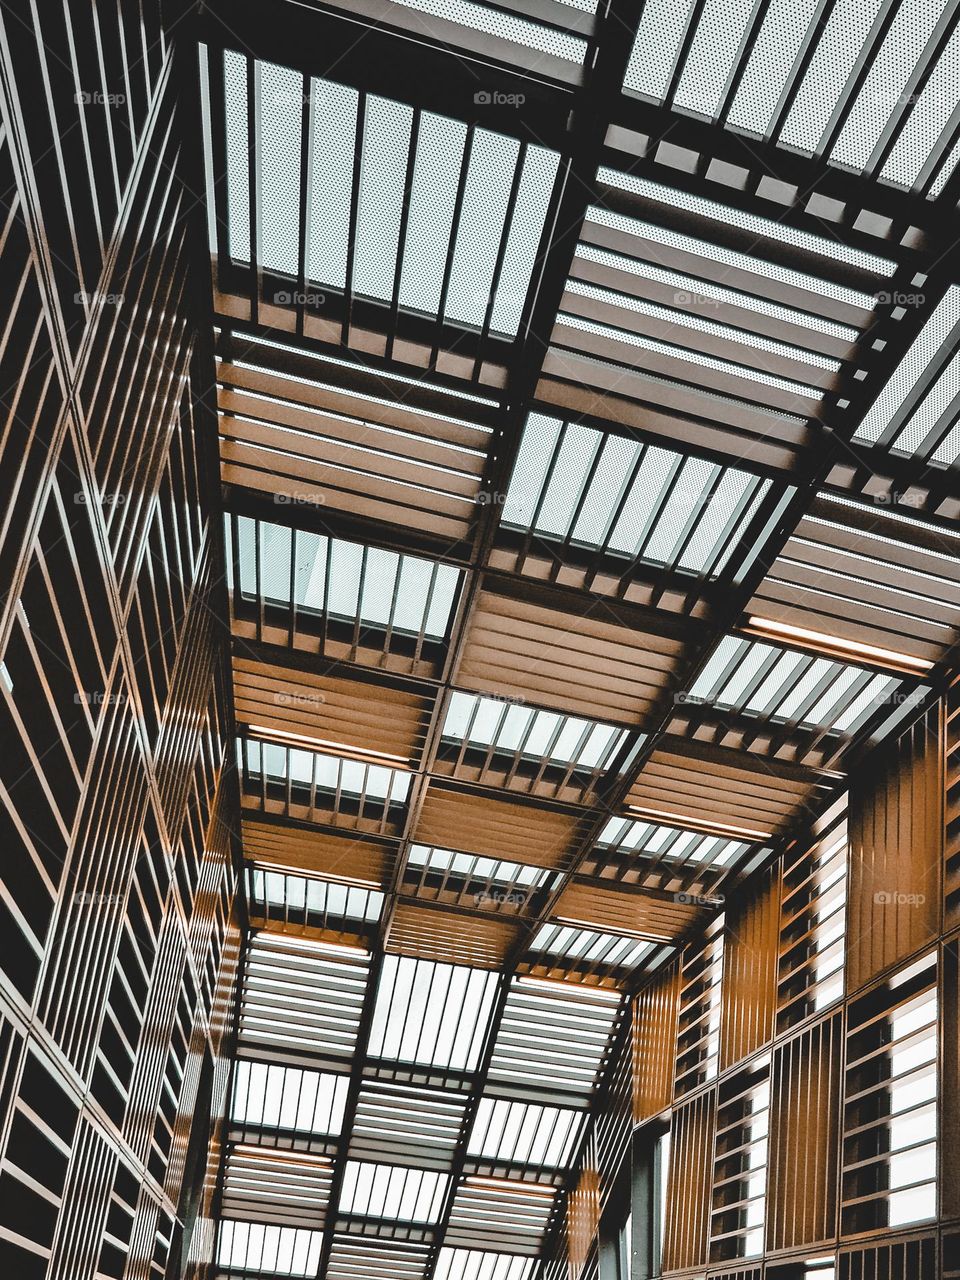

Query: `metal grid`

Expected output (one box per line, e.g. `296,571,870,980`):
195,0,960,1274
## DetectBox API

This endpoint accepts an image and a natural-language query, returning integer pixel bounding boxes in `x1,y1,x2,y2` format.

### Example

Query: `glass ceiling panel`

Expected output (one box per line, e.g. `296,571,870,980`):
621,0,960,193
726,0,823,134
407,845,554,890
467,1097,584,1167
442,691,629,769
339,1161,450,1222
488,978,621,1096
531,923,656,970
673,0,773,119
221,54,560,336
435,1250,535,1280
243,737,412,804
231,514,464,641
853,286,960,463
388,0,590,62
596,817,750,867
830,0,950,173
501,413,773,577
689,635,907,733
231,1060,350,1135
217,1222,325,1276
248,867,385,925
368,955,500,1070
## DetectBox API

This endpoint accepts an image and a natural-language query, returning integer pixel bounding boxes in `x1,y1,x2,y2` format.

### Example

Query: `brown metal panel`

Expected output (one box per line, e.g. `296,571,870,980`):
767,1013,843,1252
720,863,781,1071
633,959,681,1122
847,705,943,992
664,1086,718,1272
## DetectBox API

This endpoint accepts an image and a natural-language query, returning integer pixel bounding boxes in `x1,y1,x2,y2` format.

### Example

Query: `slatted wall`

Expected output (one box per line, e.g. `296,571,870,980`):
540,694,960,1279
0,3,237,1279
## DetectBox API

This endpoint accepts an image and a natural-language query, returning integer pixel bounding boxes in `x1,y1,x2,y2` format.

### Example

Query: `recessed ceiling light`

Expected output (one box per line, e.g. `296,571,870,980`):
744,617,933,674
626,805,772,842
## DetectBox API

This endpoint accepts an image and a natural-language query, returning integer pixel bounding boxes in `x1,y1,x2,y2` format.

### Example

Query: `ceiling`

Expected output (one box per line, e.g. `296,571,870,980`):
195,0,960,1275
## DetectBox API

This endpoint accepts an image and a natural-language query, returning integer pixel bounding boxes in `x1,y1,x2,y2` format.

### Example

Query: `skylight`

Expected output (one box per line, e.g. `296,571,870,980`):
231,513,463,641
488,978,621,1096
221,53,560,336
501,413,773,577
531,923,656,971
434,1250,535,1280
597,816,750,867
407,844,553,890
338,1161,449,1223
442,691,628,769
689,636,905,733
367,955,500,1071
389,0,589,63
243,737,411,805
231,1060,349,1135
467,1097,584,1167
853,286,960,463
248,868,385,925
217,1222,324,1276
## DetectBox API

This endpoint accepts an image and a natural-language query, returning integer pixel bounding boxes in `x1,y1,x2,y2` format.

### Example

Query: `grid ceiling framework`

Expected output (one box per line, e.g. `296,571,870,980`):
196,0,960,1276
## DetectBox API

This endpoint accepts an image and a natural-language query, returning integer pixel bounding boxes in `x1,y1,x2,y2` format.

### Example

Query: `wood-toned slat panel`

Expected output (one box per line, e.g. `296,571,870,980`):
387,902,520,969
632,960,680,1122
720,863,781,1071
457,588,682,724
766,1014,842,1252
232,656,434,763
413,783,587,870
628,743,825,838
555,881,702,943
240,818,396,887
847,704,942,992
663,1087,717,1273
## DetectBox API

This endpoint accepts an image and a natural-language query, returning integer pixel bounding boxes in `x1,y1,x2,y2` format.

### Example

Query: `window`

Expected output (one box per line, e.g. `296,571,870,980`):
675,915,725,1095
778,803,847,1029
842,954,938,1233
338,1161,450,1223
710,1054,771,1262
